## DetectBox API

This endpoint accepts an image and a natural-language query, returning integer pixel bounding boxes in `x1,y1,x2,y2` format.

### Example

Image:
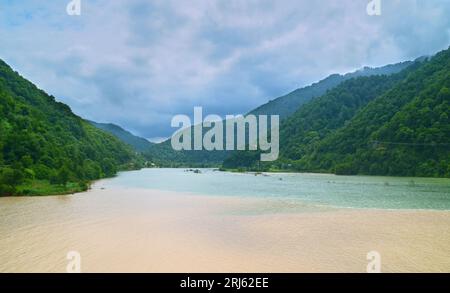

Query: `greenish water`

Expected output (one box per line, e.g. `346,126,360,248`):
103,169,450,210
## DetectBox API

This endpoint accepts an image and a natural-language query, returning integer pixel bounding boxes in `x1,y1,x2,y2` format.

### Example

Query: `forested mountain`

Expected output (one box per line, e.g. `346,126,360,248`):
0,59,141,196
223,47,450,178
249,61,414,119
279,65,421,161
144,61,415,167
89,121,153,152
300,49,450,177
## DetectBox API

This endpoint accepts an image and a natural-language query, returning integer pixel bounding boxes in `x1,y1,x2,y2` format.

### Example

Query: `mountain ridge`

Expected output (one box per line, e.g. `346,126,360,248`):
249,60,415,119
88,120,153,152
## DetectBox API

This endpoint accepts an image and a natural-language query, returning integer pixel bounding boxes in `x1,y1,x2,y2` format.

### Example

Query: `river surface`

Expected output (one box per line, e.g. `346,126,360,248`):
103,169,450,210
1,169,449,272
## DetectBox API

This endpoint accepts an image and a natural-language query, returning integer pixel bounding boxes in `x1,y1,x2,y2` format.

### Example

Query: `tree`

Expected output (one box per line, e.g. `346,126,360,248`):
56,166,71,186
0,167,24,196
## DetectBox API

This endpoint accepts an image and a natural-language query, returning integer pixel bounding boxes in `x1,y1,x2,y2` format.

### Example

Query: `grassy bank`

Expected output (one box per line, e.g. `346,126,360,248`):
0,162,145,197
14,180,90,196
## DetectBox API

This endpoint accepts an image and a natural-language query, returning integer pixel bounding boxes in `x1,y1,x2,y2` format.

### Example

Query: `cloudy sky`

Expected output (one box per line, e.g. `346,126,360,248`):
0,0,449,141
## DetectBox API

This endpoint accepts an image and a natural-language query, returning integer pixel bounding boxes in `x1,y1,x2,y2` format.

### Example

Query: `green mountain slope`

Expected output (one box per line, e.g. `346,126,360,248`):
0,59,141,196
223,47,450,178
89,121,153,152
250,61,414,119
301,49,450,177
222,69,419,170
279,66,421,162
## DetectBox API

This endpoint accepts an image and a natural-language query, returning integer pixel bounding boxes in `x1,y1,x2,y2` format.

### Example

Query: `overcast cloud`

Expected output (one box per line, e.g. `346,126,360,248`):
0,0,449,140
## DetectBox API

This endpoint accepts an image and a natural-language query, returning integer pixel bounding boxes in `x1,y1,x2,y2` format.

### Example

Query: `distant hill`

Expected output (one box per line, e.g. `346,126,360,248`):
223,48,450,178
144,139,229,167
0,59,141,196
87,121,221,167
89,121,153,152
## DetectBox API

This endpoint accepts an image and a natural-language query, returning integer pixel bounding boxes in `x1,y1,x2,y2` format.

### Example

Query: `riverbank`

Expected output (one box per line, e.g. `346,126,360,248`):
4,166,449,198
14,179,89,196
1,185,449,273
1,164,142,197
220,167,450,179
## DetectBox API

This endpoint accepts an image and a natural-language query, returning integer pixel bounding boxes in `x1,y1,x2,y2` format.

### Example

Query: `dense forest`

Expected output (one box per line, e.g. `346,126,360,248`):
223,47,450,178
0,59,142,196
301,49,450,177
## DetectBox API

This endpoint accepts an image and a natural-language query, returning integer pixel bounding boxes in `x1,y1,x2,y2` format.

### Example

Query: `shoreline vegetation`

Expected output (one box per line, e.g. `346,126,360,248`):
2,165,141,197
6,166,450,198
10,161,448,197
